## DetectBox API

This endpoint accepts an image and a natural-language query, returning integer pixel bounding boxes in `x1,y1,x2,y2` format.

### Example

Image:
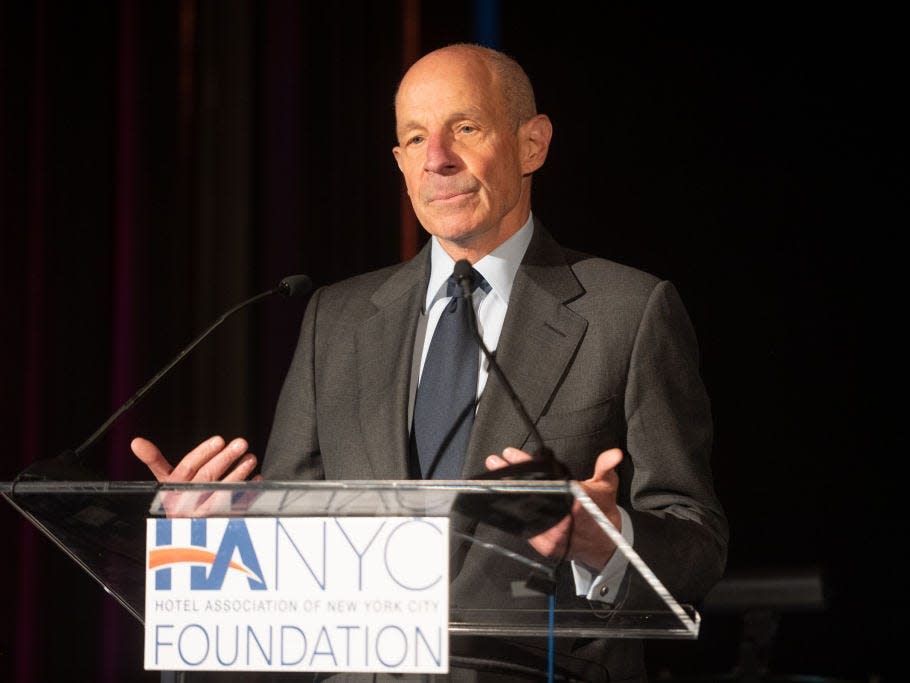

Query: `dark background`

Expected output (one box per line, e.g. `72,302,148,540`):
0,2,895,681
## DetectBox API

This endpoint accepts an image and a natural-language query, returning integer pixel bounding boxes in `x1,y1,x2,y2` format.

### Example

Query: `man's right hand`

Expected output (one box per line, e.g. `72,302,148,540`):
131,435,262,517
131,435,262,483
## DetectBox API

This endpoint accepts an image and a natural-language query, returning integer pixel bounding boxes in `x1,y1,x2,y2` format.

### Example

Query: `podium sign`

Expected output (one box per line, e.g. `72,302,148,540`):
3,478,702,679
144,516,449,674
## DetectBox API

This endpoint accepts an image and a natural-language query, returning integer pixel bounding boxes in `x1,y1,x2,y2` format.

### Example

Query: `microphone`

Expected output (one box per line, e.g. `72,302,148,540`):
14,274,313,482
453,259,569,481
451,259,573,539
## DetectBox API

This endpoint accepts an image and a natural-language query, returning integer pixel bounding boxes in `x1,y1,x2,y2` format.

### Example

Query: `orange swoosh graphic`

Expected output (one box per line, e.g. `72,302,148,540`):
148,547,256,578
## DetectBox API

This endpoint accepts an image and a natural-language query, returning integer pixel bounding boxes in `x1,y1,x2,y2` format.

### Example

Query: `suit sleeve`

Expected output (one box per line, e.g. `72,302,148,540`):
261,288,325,481
623,280,728,603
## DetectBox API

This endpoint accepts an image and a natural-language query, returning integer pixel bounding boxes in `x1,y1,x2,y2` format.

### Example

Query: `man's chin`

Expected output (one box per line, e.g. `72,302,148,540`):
420,216,482,244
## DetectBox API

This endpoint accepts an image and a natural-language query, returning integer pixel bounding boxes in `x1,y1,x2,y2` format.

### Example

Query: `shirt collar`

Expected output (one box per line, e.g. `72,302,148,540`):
424,213,535,312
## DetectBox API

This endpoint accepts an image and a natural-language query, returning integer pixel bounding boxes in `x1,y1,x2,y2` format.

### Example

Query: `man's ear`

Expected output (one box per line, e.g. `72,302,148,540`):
392,145,403,172
519,114,553,175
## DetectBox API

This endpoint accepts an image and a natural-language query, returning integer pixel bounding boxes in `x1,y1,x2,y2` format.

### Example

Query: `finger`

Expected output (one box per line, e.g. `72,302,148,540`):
485,454,509,470
131,437,174,482
528,515,572,557
195,438,253,482
195,490,232,518
219,453,259,482
161,489,207,517
589,448,623,481
500,447,533,464
171,436,227,481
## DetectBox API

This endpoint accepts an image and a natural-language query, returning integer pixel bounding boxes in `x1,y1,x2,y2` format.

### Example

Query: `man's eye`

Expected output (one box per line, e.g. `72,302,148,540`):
459,125,476,134
408,135,425,145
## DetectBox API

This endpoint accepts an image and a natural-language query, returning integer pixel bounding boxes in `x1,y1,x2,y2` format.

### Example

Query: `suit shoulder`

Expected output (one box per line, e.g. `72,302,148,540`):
557,248,697,331
563,248,664,298
320,262,413,301
318,262,406,299
306,258,423,324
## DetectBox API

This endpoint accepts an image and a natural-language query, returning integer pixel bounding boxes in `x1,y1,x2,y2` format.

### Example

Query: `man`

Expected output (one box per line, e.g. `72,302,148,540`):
134,43,727,681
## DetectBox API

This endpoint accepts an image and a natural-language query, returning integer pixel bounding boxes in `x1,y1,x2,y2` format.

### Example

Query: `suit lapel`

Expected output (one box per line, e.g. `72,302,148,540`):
463,222,587,477
350,224,585,480
355,250,429,479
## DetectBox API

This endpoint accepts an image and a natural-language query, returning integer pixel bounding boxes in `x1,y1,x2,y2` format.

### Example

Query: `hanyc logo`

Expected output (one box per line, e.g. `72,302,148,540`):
150,519,267,591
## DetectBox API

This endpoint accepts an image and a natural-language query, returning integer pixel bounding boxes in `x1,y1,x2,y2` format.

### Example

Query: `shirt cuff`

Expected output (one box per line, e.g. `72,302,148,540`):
571,506,633,603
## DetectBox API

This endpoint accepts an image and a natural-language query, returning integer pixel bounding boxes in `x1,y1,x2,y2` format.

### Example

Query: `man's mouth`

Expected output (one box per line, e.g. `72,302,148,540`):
424,186,477,203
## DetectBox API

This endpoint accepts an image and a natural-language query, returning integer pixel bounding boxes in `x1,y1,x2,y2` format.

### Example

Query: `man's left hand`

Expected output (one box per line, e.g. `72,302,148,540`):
484,447,624,570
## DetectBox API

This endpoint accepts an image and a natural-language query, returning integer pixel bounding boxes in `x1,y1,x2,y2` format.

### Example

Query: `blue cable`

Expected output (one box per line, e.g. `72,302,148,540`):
547,592,555,682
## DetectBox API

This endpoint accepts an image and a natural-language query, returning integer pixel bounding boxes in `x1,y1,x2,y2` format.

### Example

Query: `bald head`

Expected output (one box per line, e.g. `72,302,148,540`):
395,44,538,131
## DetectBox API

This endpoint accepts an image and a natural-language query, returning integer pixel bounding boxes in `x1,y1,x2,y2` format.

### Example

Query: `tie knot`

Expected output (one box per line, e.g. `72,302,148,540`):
447,268,490,298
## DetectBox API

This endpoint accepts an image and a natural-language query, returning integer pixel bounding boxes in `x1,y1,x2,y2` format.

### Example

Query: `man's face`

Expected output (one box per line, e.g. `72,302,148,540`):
392,51,529,259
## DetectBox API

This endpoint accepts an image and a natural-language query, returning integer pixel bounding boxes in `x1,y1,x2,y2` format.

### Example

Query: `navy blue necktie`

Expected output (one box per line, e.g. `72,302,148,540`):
413,268,489,479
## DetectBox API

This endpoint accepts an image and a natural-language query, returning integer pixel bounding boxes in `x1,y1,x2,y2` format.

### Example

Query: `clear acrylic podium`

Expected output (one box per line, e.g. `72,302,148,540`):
2,477,700,676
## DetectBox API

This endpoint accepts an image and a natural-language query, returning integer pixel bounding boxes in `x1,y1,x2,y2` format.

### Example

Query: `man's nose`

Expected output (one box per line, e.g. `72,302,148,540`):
423,134,459,174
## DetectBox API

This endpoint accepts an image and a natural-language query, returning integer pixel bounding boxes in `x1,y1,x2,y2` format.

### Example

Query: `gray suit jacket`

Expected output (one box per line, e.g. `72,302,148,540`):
263,219,728,682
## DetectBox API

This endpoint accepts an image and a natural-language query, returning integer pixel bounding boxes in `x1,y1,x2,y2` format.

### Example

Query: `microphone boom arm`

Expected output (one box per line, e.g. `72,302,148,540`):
75,287,278,456
454,261,569,481
15,274,311,482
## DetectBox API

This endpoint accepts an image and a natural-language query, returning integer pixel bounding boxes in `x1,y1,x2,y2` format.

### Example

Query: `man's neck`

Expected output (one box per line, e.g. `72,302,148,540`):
434,212,533,264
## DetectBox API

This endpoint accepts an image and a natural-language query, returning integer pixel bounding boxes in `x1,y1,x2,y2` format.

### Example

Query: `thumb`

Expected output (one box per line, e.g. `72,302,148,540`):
589,448,623,482
131,437,161,464
131,436,173,481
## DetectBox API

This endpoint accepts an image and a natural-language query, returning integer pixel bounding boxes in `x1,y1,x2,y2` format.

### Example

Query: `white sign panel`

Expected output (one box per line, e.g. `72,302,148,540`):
144,517,449,673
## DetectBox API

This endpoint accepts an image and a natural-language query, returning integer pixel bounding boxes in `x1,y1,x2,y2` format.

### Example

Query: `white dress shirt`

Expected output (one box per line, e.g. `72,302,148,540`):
410,213,632,600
